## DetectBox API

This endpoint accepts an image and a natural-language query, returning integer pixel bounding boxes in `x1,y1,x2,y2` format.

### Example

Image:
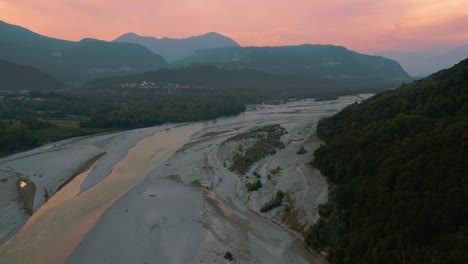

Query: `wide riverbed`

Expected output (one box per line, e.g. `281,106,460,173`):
0,94,372,263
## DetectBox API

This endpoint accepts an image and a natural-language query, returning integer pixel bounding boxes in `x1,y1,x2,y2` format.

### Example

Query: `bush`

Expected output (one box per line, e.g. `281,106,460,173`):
228,125,285,175
224,251,234,261
270,166,281,175
296,146,307,154
260,190,284,212
245,179,262,192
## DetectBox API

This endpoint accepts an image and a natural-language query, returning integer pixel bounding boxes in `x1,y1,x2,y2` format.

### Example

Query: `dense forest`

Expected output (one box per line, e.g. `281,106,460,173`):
0,87,245,156
306,59,468,263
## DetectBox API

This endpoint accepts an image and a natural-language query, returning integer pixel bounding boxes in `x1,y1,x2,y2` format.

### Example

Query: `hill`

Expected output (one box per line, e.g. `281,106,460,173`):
306,59,468,263
0,60,63,90
377,45,468,77
174,45,411,81
113,32,240,62
0,21,168,82
85,65,405,100
85,65,274,88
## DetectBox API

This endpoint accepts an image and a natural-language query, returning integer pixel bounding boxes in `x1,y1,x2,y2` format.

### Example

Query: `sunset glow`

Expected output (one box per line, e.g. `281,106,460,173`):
1,0,467,52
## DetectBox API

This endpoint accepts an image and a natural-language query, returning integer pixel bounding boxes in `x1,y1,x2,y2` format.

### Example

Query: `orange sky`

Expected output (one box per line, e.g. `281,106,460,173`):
1,0,467,53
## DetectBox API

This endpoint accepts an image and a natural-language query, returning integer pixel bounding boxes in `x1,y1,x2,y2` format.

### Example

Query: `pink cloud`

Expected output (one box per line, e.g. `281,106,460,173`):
1,0,467,53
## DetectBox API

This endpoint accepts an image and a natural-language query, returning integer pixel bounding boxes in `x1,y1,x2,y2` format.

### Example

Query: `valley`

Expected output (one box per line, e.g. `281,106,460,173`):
1,4,466,263
0,95,370,263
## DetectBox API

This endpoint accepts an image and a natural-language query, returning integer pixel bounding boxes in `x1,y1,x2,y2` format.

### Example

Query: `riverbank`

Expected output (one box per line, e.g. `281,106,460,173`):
0,94,372,263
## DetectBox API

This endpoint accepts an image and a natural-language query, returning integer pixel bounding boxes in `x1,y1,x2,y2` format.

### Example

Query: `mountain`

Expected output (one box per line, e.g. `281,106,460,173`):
377,44,468,77
175,45,411,81
306,59,468,263
0,60,64,90
113,32,240,62
0,21,168,82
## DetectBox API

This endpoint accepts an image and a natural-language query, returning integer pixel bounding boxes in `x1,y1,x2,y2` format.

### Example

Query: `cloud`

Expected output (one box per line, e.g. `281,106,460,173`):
1,0,467,52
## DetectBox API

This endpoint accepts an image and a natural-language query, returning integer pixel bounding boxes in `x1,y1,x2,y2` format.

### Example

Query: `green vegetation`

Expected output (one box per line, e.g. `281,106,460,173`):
228,125,285,175
260,190,284,212
270,166,281,175
87,64,406,102
224,251,234,261
78,88,245,129
41,118,80,128
306,59,468,263
245,180,262,192
296,146,307,155
0,120,108,157
0,87,245,156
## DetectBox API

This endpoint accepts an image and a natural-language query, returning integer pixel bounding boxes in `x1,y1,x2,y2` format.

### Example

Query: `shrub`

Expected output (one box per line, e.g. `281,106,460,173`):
227,125,286,175
260,190,284,212
296,146,307,154
245,179,262,192
224,251,234,261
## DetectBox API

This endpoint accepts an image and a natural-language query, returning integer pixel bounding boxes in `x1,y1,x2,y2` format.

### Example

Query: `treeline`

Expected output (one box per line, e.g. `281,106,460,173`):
79,88,245,129
306,59,468,263
0,87,246,156
86,65,404,101
0,118,105,157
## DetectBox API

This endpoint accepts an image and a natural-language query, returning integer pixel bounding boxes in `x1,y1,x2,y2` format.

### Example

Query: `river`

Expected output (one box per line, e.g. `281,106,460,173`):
0,95,372,263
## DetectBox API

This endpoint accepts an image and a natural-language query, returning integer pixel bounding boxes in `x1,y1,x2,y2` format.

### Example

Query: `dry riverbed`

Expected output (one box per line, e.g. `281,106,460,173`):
0,94,372,263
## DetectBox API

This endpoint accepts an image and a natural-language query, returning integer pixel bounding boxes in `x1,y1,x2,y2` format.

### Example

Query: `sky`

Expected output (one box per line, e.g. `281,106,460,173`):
1,0,468,53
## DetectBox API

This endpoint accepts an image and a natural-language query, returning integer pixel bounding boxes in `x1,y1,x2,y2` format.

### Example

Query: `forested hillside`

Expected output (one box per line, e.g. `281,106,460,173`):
0,60,64,90
176,45,411,81
307,59,468,263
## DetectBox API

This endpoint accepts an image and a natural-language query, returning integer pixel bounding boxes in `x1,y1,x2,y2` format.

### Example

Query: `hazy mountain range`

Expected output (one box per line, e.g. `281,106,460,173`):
0,20,411,87
376,45,468,77
176,45,411,80
0,21,168,82
114,32,240,62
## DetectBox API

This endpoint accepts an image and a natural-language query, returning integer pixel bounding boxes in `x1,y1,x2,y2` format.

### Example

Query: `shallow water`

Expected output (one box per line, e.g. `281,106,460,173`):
0,123,202,264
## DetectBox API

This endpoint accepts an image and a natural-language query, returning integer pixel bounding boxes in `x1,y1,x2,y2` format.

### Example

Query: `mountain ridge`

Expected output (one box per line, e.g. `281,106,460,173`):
113,31,240,62
175,45,411,80
0,21,168,82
